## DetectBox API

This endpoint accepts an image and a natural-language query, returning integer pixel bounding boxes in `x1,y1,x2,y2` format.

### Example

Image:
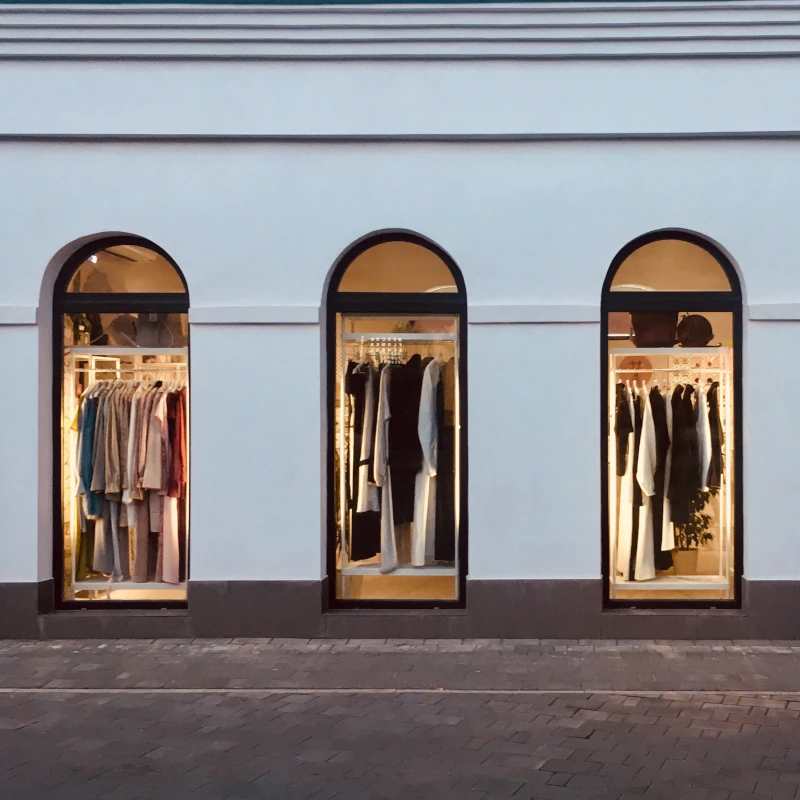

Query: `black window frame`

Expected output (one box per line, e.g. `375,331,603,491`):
52,236,190,611
325,231,468,610
600,229,743,610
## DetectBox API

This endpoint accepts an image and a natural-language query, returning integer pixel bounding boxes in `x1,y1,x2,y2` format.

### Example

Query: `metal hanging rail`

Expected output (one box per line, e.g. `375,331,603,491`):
342,333,456,342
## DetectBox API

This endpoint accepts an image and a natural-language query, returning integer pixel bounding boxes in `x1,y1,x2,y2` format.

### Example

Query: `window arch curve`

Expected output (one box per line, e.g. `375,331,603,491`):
54,235,190,608
325,231,467,608
601,229,742,609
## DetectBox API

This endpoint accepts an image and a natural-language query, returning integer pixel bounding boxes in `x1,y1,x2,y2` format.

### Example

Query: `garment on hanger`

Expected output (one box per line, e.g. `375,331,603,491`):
388,354,425,526
648,387,673,570
633,389,656,581
615,385,636,580
625,393,645,579
355,365,380,514
615,384,634,477
346,362,380,562
668,385,694,526
374,364,398,573
413,357,443,567
435,357,457,562
683,384,700,494
696,384,713,493
341,344,458,574
661,387,676,552
707,381,723,489
74,377,188,586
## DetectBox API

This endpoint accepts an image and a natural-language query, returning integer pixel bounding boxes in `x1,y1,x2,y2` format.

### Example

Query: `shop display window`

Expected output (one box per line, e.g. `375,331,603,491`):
327,236,466,606
55,240,189,606
603,233,742,606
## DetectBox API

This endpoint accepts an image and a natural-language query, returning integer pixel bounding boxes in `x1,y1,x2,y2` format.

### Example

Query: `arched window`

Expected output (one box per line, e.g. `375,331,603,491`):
326,233,467,607
602,231,742,608
54,237,190,608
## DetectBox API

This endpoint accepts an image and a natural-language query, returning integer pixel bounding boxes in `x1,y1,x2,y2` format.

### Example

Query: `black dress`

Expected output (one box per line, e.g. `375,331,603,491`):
707,382,723,490
615,384,633,477
627,394,644,579
649,388,673,571
668,385,701,527
683,385,700,497
388,354,424,525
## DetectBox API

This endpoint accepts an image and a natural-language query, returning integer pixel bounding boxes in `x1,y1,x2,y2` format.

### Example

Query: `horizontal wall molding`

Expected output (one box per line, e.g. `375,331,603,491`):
4,302,798,327
5,131,800,143
1,2,800,60
189,305,320,325
0,306,38,325
748,302,800,321
469,304,600,324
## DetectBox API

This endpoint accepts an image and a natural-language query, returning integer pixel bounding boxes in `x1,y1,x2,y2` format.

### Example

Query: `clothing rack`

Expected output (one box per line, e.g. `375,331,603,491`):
337,329,460,593
74,366,188,373
70,347,188,356
608,347,732,597
64,346,190,600
342,333,456,342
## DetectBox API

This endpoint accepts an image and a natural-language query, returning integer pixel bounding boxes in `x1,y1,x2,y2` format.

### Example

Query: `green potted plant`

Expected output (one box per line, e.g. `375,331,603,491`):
673,487,718,574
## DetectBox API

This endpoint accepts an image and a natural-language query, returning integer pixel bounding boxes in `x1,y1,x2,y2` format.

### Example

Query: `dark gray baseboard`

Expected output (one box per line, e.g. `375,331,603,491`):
189,580,325,638
38,609,193,639
467,579,604,638
0,581,53,638
6,577,800,639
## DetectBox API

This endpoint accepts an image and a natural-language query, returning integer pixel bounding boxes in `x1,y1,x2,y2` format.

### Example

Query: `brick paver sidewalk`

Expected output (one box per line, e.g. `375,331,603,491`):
2,639,800,799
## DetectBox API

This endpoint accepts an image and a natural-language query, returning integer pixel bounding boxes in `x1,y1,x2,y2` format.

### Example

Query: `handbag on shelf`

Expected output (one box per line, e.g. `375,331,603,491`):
676,314,715,348
630,311,679,348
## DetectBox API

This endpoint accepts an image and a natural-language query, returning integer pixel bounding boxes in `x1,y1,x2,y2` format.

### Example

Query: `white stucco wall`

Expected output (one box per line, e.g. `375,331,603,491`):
0,0,799,587
0,139,794,584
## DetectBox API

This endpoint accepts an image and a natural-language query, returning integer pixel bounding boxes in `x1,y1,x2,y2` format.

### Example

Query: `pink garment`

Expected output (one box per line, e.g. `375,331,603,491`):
161,496,181,584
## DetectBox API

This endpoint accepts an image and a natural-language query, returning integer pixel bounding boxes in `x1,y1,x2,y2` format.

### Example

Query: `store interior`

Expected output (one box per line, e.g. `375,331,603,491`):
60,245,189,603
333,242,462,602
607,239,736,602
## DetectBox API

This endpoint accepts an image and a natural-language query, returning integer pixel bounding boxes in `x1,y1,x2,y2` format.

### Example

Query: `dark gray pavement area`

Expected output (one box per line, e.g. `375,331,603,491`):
2,638,800,799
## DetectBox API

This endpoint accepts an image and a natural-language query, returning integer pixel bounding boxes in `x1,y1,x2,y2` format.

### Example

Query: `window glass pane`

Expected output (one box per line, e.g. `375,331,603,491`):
61,313,189,603
337,242,458,293
610,240,732,292
607,310,734,602
64,311,188,349
334,313,460,601
67,245,185,293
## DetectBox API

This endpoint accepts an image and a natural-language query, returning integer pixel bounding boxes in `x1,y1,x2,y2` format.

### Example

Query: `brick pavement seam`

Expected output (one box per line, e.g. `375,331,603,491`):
2,688,800,697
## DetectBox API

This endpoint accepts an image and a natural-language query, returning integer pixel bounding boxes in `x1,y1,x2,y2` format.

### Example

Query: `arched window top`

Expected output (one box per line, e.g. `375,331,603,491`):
335,239,461,295
64,242,187,295
607,234,737,295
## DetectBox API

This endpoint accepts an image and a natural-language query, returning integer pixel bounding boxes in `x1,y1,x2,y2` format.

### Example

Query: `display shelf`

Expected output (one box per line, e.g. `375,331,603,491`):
610,347,731,356
73,580,186,591
612,575,727,592
69,347,188,356
341,565,457,577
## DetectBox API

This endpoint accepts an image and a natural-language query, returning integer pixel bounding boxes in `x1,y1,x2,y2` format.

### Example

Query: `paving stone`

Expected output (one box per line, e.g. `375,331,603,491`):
0,640,799,796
